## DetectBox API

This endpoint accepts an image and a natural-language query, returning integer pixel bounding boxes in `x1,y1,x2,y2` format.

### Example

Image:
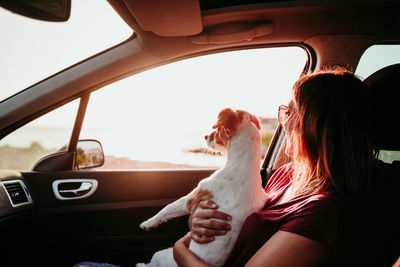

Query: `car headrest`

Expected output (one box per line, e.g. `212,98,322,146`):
364,64,400,151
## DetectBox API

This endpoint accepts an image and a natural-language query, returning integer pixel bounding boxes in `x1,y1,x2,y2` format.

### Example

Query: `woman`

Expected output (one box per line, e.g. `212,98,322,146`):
173,69,374,266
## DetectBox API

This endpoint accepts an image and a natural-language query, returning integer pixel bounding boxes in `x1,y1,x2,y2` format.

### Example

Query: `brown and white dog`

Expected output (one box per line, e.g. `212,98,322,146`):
138,108,268,267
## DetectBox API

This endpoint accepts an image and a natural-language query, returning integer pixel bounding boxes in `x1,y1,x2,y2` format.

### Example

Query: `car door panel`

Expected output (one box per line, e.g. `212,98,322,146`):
19,169,215,266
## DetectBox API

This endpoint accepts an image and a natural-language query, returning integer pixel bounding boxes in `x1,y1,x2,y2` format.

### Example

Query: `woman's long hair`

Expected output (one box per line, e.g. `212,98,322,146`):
288,69,374,204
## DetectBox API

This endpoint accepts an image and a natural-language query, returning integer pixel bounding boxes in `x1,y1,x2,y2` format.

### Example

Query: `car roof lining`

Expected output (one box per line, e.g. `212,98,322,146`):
198,0,396,11
109,0,203,37
109,0,400,42
107,0,399,70
200,0,296,10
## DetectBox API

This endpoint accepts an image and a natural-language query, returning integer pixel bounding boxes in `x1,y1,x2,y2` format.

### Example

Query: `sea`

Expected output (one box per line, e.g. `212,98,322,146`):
0,126,228,168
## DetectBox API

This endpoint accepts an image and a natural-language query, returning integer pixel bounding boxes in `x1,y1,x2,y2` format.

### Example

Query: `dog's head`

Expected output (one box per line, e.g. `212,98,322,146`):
205,108,261,153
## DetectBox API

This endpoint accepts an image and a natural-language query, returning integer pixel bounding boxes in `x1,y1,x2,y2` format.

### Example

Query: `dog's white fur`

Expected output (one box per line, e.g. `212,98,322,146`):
137,108,268,267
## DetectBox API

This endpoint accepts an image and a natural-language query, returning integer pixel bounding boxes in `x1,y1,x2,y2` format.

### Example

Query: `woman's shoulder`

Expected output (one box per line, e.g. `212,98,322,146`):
293,190,342,217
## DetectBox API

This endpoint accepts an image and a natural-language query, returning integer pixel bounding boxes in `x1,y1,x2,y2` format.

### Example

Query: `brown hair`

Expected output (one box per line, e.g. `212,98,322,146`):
288,69,373,204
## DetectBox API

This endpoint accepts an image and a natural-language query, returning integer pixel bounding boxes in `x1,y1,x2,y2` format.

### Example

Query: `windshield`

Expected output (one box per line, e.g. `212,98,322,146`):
0,0,132,102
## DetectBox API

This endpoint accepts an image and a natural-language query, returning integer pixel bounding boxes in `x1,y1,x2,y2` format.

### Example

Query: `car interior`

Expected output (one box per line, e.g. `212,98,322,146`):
0,0,399,266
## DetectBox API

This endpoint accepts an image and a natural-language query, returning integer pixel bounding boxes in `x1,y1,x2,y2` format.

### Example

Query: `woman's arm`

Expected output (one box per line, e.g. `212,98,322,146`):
173,232,212,267
245,230,329,267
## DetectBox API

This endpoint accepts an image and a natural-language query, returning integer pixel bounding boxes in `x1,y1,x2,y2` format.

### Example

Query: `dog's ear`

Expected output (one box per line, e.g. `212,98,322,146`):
212,108,241,131
250,114,262,130
235,110,262,130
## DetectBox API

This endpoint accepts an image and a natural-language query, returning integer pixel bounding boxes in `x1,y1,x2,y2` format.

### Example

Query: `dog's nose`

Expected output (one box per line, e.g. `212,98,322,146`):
204,135,208,140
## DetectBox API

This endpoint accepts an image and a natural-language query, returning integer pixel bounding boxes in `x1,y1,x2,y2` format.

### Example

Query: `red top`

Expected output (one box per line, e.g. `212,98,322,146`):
223,163,345,266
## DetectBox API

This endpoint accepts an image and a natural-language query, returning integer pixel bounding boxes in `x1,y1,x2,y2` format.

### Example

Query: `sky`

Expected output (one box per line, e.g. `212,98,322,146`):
0,0,132,101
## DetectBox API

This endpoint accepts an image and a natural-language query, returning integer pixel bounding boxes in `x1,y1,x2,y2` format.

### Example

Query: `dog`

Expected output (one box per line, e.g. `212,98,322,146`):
137,108,269,267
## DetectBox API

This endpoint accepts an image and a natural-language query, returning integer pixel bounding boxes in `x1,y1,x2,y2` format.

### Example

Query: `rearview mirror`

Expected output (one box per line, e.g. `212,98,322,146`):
0,0,71,22
76,139,105,169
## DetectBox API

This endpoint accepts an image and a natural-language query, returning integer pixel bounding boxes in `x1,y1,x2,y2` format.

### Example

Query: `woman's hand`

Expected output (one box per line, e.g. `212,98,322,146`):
189,200,232,244
175,231,192,250
173,232,212,267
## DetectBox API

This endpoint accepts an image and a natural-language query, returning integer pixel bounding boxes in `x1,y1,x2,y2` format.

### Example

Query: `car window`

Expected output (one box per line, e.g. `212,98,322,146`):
355,44,400,80
0,0,132,102
80,47,307,169
355,44,400,164
0,100,79,170
378,151,400,164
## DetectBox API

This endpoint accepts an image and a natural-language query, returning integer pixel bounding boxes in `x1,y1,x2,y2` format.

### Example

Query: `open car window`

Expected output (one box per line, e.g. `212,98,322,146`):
80,47,307,169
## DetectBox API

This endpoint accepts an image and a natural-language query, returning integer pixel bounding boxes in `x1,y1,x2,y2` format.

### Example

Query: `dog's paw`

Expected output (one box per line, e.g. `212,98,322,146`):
139,218,160,231
135,263,148,267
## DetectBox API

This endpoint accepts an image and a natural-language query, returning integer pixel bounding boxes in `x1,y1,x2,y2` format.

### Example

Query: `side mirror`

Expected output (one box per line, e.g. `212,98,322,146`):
76,139,105,169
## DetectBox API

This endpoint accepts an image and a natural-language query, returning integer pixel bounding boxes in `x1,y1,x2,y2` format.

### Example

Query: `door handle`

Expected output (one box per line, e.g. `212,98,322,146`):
59,182,93,196
52,179,98,200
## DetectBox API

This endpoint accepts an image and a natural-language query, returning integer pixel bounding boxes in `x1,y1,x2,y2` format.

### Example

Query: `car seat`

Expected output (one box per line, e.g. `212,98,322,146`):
351,64,400,266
